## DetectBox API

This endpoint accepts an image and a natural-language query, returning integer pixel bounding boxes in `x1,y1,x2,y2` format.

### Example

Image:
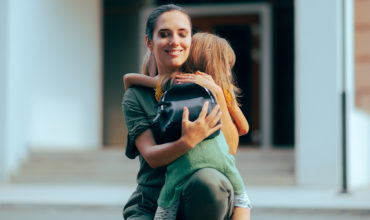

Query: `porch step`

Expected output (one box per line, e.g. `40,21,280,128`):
10,148,295,186
10,148,138,186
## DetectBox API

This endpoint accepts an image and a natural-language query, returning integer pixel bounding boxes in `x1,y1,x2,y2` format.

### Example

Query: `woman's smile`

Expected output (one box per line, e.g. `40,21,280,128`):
166,48,184,57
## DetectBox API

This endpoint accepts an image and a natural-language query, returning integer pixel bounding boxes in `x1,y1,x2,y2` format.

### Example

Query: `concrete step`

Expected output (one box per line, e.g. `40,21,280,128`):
11,148,295,186
11,148,138,185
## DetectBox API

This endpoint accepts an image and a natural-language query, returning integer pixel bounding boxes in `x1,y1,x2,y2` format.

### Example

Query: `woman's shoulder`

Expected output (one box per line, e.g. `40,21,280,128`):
126,85,153,94
124,86,154,100
122,86,157,113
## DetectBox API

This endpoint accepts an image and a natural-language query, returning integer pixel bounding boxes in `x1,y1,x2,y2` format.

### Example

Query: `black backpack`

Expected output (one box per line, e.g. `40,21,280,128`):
151,83,220,144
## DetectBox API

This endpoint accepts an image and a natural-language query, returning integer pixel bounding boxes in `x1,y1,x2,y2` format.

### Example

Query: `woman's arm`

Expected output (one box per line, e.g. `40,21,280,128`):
123,73,158,91
135,102,222,168
175,72,239,155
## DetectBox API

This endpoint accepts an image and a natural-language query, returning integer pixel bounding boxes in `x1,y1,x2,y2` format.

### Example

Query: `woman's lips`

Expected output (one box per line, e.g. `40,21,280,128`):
166,49,183,56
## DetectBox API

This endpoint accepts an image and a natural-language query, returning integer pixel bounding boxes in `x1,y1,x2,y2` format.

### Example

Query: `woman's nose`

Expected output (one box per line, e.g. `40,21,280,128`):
170,35,180,46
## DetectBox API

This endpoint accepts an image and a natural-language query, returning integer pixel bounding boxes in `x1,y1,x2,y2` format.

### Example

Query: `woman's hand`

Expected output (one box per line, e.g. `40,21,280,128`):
176,71,240,154
175,71,219,91
180,101,222,148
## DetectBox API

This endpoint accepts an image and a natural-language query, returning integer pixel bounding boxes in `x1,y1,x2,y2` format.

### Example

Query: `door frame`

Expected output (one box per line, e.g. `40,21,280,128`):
139,3,272,149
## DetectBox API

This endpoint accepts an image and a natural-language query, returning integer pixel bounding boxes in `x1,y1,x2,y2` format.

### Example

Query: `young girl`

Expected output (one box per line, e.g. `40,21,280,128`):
124,32,251,220
177,32,249,155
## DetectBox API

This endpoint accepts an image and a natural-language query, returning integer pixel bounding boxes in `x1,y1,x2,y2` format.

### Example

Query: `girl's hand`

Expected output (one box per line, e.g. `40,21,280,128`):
175,71,219,91
180,101,222,148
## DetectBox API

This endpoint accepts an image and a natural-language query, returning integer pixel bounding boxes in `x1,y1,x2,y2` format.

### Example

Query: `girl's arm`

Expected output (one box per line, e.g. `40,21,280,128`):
227,100,249,136
123,73,158,91
135,102,222,168
201,72,249,136
175,72,239,155
232,207,250,220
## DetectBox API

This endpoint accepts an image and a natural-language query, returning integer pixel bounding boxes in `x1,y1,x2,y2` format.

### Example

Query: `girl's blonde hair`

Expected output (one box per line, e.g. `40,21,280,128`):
184,32,241,105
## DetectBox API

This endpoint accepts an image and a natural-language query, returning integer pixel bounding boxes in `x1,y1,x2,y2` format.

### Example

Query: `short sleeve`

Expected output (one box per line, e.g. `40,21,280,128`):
122,89,152,159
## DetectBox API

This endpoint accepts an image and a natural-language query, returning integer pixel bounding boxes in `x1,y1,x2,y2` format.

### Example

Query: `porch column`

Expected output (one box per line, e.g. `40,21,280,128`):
0,0,8,182
296,0,370,190
295,0,343,188
9,0,102,150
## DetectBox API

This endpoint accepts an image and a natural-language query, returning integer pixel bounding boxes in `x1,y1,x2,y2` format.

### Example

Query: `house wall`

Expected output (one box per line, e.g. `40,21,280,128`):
355,0,370,112
346,0,370,190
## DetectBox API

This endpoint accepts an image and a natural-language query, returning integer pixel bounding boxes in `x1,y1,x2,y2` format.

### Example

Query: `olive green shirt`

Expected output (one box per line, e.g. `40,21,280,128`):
122,86,166,187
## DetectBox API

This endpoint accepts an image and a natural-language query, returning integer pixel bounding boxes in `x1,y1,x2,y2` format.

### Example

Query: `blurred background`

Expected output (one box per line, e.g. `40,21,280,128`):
104,0,295,148
1,0,370,219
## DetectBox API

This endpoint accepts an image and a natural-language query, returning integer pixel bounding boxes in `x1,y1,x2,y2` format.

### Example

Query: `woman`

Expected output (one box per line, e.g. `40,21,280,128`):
122,4,247,220
124,32,252,219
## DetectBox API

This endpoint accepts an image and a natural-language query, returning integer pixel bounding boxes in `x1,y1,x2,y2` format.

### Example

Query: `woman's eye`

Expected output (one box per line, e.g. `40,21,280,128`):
159,32,169,38
179,31,188,38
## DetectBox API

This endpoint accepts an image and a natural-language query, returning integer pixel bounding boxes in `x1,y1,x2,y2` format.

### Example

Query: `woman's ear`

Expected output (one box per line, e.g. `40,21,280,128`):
145,35,153,52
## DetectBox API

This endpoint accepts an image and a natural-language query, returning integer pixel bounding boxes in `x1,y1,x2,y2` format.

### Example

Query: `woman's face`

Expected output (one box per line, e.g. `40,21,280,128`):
147,10,192,74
